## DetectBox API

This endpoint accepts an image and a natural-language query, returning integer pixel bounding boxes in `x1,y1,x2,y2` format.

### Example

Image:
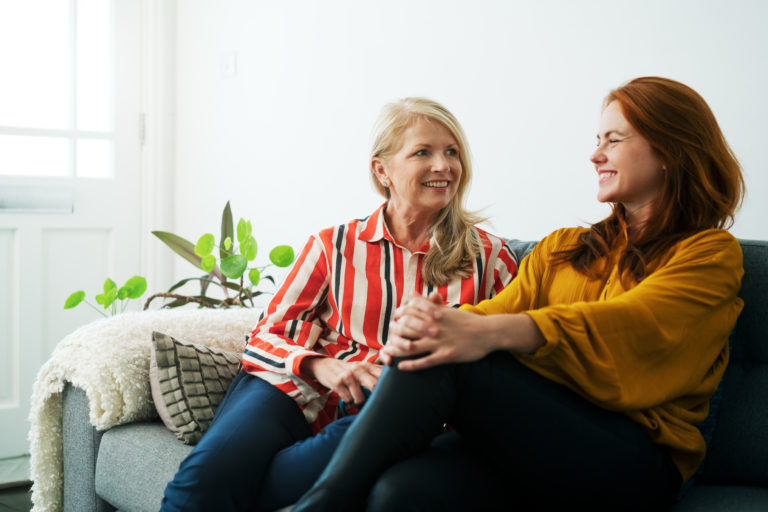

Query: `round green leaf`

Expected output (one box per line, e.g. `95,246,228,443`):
123,275,147,299
242,236,258,261
96,287,118,308
103,278,117,293
195,233,215,257
269,245,295,267
117,286,130,300
248,268,260,287
223,236,233,251
201,254,216,273
236,218,248,243
64,290,85,309
221,254,248,279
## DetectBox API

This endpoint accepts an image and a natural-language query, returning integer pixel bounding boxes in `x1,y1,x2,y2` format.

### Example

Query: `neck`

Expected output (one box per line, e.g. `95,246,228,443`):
384,201,437,252
622,201,654,237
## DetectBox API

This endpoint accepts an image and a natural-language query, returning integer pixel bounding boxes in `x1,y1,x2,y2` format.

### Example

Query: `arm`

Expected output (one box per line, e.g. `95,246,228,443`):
519,230,743,410
477,230,519,299
243,235,333,399
244,235,382,405
386,229,743,411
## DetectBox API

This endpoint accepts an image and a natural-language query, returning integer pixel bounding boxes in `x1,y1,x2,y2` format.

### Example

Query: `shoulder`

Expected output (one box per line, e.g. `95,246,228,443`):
535,227,589,254
314,216,370,243
669,229,742,265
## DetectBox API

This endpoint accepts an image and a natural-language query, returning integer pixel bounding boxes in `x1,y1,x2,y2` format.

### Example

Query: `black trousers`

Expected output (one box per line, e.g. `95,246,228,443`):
295,352,682,511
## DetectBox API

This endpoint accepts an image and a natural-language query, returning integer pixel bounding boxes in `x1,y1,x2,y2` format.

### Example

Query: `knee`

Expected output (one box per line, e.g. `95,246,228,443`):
366,469,430,512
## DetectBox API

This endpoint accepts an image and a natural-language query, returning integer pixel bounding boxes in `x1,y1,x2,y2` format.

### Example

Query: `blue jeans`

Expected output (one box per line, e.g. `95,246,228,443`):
160,371,356,512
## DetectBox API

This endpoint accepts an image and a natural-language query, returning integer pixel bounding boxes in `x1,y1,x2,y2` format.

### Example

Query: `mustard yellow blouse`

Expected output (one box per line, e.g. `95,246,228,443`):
460,227,744,481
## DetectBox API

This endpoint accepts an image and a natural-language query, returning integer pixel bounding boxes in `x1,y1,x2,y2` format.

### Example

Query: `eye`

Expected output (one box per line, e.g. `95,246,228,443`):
446,148,458,156
608,139,620,144
413,149,428,157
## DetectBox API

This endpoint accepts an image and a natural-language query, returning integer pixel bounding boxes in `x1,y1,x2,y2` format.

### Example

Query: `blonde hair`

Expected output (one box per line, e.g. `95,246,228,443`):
370,97,484,286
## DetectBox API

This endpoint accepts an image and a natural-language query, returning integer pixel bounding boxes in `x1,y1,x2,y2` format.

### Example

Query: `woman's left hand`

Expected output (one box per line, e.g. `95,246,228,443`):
380,293,498,370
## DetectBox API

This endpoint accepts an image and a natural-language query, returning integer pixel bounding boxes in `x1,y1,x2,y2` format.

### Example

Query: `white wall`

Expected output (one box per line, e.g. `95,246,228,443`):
170,0,768,286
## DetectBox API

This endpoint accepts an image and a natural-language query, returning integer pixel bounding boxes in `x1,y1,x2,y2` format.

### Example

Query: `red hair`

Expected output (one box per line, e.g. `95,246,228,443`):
558,76,745,281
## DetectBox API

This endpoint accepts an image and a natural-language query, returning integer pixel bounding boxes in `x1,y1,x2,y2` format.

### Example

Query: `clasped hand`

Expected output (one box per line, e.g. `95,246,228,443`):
380,292,497,371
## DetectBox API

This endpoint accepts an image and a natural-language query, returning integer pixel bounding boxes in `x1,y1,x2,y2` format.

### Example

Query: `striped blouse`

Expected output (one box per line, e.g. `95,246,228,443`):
242,203,518,432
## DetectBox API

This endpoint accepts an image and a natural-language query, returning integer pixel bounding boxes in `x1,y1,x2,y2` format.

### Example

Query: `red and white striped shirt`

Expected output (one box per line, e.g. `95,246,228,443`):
242,203,518,432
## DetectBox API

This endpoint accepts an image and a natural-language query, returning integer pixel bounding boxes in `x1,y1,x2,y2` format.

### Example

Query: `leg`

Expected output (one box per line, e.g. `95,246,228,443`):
451,352,682,510
365,431,512,512
161,372,312,512
255,414,357,511
295,354,681,511
294,361,458,511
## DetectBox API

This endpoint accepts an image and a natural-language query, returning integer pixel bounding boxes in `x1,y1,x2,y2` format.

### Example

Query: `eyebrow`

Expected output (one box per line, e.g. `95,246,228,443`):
596,130,629,139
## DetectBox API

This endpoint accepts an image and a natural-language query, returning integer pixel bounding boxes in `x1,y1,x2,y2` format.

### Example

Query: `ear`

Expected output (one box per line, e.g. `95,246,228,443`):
371,158,389,187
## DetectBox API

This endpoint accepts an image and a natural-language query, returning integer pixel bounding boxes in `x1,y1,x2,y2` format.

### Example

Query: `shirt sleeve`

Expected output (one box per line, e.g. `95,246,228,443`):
242,235,331,400
467,229,745,412
487,237,519,298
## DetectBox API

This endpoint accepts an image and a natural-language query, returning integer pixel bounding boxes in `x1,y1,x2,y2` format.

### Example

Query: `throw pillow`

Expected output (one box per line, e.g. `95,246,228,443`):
149,331,242,444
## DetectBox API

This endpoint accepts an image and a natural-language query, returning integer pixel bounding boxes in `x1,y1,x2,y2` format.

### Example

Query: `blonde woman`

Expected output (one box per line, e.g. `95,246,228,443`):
161,98,518,511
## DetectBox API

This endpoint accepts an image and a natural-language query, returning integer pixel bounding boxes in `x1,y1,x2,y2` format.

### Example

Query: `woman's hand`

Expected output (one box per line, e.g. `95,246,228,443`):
381,292,546,371
300,357,383,406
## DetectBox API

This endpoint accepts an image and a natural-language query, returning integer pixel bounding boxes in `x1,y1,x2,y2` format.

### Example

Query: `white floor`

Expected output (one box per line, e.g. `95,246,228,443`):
0,455,30,488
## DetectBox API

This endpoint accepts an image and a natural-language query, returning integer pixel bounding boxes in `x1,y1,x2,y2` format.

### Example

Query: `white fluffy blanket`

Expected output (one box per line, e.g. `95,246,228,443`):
28,308,261,512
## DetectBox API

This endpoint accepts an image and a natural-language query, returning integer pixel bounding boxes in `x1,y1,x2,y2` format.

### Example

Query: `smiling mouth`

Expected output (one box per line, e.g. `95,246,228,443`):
598,171,617,183
423,181,450,188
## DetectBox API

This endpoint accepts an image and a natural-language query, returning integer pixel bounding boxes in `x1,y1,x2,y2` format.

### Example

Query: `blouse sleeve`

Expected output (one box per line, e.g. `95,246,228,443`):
486,236,519,298
524,230,743,411
242,235,331,399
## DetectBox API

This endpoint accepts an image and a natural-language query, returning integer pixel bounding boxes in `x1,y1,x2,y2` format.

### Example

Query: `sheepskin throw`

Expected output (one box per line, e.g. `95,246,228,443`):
149,331,241,444
28,308,260,512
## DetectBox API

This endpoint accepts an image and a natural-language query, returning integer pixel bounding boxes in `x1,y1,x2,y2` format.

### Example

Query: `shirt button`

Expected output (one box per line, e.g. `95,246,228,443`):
606,279,611,284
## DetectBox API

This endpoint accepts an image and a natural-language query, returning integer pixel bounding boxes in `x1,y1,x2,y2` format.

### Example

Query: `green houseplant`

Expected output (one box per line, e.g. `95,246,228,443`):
145,201,295,309
64,276,148,317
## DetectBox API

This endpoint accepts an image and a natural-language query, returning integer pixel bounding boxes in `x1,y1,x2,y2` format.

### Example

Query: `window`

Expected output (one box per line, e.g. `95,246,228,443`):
0,0,114,178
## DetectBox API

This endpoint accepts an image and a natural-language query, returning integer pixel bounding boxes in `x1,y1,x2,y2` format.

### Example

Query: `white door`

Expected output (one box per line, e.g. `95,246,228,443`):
0,0,143,458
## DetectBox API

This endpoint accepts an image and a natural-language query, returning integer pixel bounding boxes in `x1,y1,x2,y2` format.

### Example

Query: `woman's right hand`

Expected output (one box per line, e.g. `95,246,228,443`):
300,357,383,406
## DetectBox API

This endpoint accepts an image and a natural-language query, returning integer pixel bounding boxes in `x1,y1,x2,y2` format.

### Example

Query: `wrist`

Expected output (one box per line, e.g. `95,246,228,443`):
298,354,327,381
485,314,546,354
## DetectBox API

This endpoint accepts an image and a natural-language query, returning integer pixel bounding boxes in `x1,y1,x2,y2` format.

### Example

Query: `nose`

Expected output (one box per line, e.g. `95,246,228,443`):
431,154,450,172
590,145,606,166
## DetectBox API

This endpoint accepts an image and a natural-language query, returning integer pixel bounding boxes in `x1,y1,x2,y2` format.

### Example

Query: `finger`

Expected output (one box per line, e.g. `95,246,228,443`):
394,303,434,323
390,317,436,340
396,351,446,371
357,369,380,392
385,334,416,355
378,350,393,366
427,291,444,305
407,294,443,319
347,381,366,405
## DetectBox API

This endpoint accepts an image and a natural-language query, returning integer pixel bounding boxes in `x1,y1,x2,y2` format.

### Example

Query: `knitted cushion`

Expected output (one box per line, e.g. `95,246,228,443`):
149,331,241,444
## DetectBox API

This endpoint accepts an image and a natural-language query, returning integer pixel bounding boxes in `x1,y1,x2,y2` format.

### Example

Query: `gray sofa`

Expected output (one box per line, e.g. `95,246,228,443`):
61,239,768,512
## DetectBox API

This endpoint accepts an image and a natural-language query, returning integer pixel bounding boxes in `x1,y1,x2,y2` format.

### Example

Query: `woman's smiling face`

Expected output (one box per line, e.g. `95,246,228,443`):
372,117,462,220
591,100,666,223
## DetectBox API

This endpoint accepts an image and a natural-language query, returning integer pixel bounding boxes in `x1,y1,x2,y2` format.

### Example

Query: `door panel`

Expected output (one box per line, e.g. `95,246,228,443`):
0,0,142,458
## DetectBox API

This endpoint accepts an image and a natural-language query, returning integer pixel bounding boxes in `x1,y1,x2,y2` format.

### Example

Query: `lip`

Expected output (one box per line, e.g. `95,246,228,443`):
422,180,451,189
597,169,617,184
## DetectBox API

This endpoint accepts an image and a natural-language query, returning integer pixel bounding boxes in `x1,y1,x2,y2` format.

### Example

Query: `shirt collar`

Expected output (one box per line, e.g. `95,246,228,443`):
359,202,432,254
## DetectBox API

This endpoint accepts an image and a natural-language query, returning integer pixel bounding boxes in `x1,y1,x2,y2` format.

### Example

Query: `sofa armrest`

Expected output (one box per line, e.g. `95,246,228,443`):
62,383,115,512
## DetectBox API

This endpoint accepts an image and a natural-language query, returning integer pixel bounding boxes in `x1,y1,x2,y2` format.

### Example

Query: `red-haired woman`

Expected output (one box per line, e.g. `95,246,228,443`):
294,77,746,511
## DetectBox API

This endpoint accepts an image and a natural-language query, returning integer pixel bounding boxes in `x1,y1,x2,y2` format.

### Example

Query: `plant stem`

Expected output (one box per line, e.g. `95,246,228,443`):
84,301,108,318
143,292,219,310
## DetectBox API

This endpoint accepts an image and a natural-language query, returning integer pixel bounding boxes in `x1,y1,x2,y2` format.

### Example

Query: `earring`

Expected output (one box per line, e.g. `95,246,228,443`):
382,179,390,187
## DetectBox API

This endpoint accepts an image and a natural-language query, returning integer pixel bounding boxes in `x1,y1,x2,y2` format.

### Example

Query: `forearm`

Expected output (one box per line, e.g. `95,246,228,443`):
479,313,546,355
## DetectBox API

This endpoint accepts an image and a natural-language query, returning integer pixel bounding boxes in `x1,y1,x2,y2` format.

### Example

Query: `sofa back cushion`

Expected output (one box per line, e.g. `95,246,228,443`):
698,239,768,485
